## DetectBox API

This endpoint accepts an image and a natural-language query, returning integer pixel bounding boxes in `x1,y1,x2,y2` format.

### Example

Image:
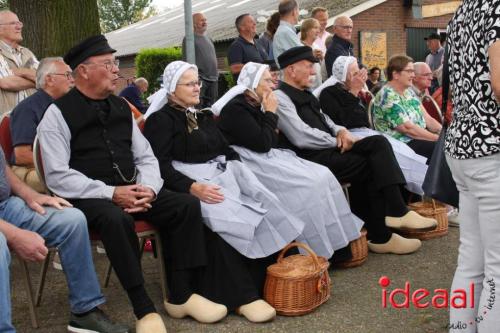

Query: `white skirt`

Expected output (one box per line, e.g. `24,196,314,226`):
231,146,364,258
172,156,304,259
350,128,428,195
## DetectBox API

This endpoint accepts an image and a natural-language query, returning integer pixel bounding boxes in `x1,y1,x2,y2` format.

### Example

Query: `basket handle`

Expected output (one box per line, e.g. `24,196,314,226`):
277,242,321,270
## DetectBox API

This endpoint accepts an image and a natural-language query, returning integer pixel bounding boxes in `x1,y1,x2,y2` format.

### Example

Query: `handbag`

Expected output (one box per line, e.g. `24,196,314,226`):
422,45,459,208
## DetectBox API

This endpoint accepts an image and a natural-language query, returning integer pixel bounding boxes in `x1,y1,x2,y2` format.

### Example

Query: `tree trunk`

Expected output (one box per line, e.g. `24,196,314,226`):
8,0,100,58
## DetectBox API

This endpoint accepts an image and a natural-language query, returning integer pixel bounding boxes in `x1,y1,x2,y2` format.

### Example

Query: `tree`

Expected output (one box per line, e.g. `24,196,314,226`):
98,0,157,33
8,0,101,58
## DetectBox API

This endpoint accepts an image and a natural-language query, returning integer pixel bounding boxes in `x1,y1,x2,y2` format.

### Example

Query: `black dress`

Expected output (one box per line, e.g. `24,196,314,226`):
143,103,278,311
319,83,370,129
217,93,279,152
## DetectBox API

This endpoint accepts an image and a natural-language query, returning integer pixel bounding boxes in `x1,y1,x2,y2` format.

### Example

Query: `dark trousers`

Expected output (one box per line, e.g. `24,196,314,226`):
407,139,436,163
198,79,218,108
72,188,270,308
301,135,406,242
71,189,207,292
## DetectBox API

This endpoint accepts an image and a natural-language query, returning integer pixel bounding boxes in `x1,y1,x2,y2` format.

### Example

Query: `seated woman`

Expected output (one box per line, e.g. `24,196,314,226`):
371,54,442,160
315,56,428,195
143,61,304,323
214,62,363,261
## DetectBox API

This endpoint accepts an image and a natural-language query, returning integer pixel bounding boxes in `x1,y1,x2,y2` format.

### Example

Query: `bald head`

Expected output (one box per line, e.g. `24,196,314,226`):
333,16,353,42
193,13,207,35
413,62,433,91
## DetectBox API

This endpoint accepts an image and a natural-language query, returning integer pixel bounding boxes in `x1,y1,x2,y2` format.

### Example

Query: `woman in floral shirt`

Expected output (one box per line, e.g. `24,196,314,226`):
372,55,442,161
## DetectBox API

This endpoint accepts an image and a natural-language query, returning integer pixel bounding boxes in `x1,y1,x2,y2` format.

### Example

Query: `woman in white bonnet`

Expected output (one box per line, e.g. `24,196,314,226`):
315,56,428,195
215,61,364,263
143,61,304,323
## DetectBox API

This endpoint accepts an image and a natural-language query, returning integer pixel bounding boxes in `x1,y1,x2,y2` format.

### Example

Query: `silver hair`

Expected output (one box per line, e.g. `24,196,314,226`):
134,77,148,86
36,57,64,89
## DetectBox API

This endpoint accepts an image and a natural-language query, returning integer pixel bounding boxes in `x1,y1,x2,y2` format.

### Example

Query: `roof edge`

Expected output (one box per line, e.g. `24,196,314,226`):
327,0,388,27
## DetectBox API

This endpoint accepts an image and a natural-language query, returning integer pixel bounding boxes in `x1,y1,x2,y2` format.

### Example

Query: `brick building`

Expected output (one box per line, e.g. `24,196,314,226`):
107,0,460,92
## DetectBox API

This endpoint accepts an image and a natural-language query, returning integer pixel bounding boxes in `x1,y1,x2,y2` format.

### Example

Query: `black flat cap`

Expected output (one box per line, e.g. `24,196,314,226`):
263,59,279,72
64,35,116,69
277,46,318,69
424,32,440,41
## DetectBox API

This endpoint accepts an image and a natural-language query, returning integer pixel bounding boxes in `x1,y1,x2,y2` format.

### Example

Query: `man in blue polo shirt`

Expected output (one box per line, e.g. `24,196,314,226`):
9,57,73,192
227,13,268,81
118,77,148,113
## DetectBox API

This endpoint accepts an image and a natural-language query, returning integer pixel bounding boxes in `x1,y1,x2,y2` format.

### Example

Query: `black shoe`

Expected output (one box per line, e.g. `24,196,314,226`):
67,308,129,333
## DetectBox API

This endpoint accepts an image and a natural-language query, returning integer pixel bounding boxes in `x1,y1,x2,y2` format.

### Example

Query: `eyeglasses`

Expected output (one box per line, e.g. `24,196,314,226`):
49,72,73,80
177,80,202,88
417,72,433,78
262,78,274,84
336,25,353,30
401,69,415,74
0,21,23,27
83,59,119,71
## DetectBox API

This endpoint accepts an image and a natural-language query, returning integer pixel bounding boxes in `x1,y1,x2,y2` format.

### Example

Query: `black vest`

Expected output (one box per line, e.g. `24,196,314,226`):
55,88,136,186
277,83,334,154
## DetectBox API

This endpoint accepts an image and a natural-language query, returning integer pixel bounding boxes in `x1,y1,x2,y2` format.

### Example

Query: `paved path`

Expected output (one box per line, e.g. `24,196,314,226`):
11,228,458,333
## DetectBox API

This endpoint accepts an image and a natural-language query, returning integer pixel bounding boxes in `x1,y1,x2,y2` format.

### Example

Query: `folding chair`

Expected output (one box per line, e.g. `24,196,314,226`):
32,136,168,305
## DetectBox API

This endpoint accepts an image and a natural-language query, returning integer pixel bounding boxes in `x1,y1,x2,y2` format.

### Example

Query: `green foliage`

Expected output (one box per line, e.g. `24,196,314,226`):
0,0,7,9
98,0,157,33
135,47,182,94
223,71,235,89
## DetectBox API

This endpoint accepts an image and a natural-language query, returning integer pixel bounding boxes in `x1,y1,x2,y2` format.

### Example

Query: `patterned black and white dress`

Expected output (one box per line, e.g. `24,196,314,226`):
445,0,500,159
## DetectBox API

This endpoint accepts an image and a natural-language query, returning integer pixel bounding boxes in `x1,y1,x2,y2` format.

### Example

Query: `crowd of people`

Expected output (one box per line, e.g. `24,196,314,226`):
0,0,499,332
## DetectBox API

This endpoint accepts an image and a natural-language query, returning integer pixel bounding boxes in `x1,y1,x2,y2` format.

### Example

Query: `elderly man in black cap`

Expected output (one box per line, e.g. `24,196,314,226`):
424,32,444,94
37,35,227,333
274,45,438,255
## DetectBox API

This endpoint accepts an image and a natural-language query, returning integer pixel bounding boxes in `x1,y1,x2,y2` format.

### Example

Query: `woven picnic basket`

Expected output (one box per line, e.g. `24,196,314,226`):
335,228,368,268
401,199,448,240
264,242,330,316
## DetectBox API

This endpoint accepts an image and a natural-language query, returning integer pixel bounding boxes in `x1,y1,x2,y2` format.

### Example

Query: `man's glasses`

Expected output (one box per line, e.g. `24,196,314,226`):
417,72,433,78
83,59,120,71
336,25,353,30
0,21,23,27
50,72,73,80
177,80,202,88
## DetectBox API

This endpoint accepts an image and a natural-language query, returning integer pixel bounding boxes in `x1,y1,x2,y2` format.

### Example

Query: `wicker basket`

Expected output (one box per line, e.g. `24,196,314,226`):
400,200,448,240
264,242,330,316
334,228,368,268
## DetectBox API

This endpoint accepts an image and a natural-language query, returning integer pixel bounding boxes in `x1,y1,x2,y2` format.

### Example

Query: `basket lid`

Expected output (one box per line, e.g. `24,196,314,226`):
267,254,329,278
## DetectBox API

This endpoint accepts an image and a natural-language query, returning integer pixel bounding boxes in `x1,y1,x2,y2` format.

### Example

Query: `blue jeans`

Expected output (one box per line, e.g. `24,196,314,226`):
0,232,14,333
0,196,105,332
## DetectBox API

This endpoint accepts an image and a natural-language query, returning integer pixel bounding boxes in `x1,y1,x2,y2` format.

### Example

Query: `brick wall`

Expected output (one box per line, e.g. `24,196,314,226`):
340,0,456,59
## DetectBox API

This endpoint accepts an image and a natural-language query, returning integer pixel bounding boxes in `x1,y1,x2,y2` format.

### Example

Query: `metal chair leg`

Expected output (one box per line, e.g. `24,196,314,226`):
342,183,350,205
19,258,39,328
35,250,53,306
103,261,113,287
154,232,168,301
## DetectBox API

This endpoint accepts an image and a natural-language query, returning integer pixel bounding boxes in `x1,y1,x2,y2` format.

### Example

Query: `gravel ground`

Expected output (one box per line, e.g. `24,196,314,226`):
10,228,459,333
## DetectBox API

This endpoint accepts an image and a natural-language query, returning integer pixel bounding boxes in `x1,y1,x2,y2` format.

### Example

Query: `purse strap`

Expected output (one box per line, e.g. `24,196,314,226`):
441,44,450,127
